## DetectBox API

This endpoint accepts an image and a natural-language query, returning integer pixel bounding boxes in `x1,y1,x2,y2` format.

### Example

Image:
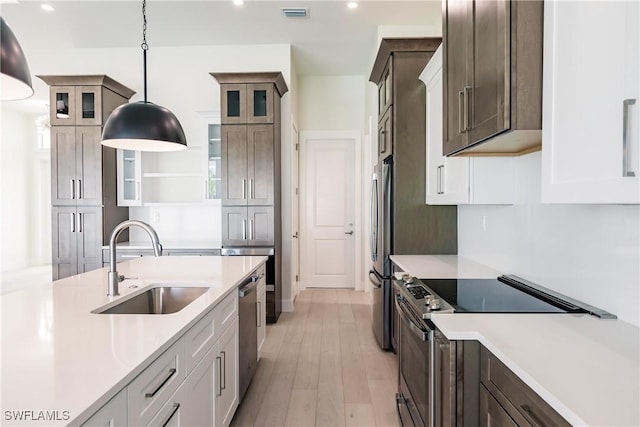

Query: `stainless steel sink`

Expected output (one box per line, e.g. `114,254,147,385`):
96,286,208,314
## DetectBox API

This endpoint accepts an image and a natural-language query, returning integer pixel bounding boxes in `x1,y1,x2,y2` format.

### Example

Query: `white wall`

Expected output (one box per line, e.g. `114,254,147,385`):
298,75,367,131
458,151,640,327
0,109,51,275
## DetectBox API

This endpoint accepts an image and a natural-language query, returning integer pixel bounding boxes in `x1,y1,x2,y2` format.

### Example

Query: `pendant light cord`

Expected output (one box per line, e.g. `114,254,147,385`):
141,0,149,103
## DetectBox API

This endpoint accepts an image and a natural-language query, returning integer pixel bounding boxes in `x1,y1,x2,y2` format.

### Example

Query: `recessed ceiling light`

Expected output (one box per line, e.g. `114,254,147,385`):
41,4,55,12
347,2,358,9
233,0,243,6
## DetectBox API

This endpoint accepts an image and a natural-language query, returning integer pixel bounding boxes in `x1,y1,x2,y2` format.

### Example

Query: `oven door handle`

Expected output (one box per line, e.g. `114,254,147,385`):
395,295,429,342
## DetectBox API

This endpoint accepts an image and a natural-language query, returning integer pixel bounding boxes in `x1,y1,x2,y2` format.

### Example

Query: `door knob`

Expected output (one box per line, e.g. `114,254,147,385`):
345,231,354,235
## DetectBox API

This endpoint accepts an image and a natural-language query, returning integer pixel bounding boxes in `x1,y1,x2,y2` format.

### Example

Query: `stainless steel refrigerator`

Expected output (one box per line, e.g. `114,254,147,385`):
369,155,458,350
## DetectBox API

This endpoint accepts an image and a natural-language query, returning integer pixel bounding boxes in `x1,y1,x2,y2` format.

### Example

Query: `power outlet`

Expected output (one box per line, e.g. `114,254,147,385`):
482,215,487,232
153,212,161,224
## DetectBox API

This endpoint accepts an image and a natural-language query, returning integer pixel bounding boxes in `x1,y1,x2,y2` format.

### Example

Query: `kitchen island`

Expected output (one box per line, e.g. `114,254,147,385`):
391,254,640,427
0,255,266,426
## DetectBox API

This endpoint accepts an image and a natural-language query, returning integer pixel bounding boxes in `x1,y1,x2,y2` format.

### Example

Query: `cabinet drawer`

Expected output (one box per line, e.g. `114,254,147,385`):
129,339,186,427
480,346,571,427
184,309,216,375
214,291,238,335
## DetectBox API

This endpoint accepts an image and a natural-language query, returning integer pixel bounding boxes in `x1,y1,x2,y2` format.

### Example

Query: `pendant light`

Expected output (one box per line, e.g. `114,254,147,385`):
101,0,187,152
0,17,34,101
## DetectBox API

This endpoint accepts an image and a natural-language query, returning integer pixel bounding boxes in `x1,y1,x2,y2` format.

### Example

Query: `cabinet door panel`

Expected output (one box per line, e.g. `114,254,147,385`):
49,86,76,126
221,84,247,124
480,386,518,427
378,107,393,160
468,0,510,145
542,1,640,203
247,83,274,123
52,207,78,280
76,127,103,205
76,206,103,275
222,206,248,247
180,349,216,427
248,206,274,246
51,127,77,206
75,86,103,126
443,0,470,155
222,125,248,205
247,125,274,205
216,318,239,427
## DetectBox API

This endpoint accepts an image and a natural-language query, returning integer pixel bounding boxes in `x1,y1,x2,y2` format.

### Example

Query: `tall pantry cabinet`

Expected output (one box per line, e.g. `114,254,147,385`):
38,75,134,280
211,72,288,323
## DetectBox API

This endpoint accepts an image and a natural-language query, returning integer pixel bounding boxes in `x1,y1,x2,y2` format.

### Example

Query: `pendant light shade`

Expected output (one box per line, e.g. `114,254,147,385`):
102,101,187,151
0,17,34,101
100,0,187,152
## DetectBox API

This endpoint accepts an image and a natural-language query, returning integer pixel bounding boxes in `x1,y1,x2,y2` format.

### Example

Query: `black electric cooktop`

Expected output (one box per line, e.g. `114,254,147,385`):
420,277,583,314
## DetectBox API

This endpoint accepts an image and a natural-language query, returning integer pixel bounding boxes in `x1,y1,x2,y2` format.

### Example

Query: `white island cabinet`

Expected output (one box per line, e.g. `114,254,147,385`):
542,1,639,204
0,256,264,427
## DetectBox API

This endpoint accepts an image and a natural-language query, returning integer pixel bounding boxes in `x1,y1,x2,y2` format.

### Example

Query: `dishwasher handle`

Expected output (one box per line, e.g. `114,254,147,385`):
239,276,259,297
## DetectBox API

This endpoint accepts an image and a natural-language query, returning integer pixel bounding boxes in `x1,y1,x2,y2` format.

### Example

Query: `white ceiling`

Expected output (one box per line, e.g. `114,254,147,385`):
1,0,442,77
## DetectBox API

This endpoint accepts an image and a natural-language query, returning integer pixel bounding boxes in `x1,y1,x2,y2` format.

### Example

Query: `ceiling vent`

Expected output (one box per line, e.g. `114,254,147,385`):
282,8,309,18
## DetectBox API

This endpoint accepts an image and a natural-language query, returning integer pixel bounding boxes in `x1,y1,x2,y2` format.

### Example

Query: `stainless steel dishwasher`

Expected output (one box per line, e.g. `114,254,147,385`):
238,274,258,402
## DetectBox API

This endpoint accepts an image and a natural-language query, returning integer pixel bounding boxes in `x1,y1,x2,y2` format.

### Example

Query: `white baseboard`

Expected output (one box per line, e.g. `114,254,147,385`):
282,298,295,312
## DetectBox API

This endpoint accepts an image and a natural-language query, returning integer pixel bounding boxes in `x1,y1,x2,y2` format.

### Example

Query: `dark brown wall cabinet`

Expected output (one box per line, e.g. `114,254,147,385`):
212,72,288,323
39,75,135,280
443,0,543,156
369,38,458,256
480,346,571,427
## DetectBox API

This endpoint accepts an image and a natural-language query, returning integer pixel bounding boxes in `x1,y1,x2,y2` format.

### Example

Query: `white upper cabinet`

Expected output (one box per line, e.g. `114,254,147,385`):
422,45,515,206
542,1,639,204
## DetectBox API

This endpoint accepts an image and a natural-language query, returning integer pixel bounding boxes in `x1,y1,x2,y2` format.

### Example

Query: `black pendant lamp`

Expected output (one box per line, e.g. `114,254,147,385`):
101,0,187,152
0,17,34,101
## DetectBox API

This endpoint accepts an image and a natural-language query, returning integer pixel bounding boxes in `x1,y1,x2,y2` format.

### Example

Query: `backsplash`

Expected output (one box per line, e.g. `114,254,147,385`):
458,151,640,327
129,204,221,246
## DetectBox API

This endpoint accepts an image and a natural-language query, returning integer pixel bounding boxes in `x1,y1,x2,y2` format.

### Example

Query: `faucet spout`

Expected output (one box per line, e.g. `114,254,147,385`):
107,220,162,296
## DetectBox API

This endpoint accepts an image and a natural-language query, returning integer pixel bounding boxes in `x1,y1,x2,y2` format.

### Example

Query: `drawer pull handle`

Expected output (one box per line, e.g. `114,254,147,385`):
216,356,222,396
221,350,226,390
623,99,637,177
520,404,544,427
161,403,180,427
145,368,177,398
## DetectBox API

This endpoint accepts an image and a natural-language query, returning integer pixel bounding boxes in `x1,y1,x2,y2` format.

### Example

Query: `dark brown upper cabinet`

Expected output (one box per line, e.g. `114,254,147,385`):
213,73,287,125
443,0,543,156
39,75,135,127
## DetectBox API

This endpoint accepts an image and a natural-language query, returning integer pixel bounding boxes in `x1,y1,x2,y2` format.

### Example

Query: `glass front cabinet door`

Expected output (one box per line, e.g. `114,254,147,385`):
49,85,103,126
220,84,275,124
117,149,142,206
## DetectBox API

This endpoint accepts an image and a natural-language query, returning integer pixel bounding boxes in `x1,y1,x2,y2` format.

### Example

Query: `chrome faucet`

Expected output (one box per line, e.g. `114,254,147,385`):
108,220,162,296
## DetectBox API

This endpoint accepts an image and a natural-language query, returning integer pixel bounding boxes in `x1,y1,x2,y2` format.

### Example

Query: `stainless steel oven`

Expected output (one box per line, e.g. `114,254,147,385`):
395,292,435,427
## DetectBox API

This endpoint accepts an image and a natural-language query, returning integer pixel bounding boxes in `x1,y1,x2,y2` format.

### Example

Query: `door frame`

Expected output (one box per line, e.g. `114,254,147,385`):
299,130,363,291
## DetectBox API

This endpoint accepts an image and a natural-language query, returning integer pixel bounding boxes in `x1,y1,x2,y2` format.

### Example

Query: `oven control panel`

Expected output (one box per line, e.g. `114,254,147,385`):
394,276,454,317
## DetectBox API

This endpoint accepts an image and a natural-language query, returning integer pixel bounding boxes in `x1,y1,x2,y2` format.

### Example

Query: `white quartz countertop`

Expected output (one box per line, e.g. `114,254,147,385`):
0,256,266,426
390,254,502,278
391,255,640,426
433,313,639,427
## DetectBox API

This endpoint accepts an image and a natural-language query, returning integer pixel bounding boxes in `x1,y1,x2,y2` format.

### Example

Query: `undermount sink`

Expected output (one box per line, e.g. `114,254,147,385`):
95,286,209,315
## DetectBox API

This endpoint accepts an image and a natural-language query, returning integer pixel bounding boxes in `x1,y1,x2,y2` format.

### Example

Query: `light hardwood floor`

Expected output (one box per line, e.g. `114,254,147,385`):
231,289,399,427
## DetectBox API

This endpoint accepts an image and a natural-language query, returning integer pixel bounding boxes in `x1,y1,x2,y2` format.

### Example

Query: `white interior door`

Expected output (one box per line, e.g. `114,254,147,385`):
302,135,356,288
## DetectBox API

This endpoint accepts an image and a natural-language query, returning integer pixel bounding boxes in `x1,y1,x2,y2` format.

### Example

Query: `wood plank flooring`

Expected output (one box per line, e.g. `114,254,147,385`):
231,289,399,427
